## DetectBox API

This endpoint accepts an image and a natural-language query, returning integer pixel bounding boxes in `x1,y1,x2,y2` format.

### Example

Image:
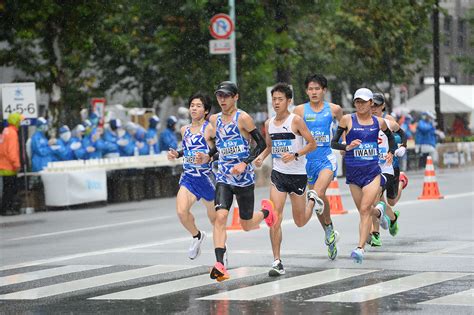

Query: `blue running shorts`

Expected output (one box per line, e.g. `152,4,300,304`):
179,173,215,202
306,154,337,185
345,164,385,188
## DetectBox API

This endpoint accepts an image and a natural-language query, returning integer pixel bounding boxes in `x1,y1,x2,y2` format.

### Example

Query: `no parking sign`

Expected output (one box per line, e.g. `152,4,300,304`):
209,13,234,39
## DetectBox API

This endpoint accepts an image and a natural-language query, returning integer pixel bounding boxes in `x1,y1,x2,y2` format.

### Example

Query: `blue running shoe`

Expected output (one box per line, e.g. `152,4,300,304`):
376,202,389,230
350,247,364,264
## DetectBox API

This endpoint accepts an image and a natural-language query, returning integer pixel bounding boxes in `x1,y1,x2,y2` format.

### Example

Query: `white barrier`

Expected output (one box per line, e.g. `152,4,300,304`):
41,169,107,207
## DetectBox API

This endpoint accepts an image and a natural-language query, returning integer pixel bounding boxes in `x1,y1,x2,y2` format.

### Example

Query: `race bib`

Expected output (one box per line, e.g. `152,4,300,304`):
311,130,330,146
353,142,378,161
378,147,388,164
183,149,207,167
218,139,246,158
272,139,292,158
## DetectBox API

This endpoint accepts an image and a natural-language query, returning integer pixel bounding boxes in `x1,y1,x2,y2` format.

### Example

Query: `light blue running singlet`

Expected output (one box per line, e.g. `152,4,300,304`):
303,101,333,160
182,121,212,177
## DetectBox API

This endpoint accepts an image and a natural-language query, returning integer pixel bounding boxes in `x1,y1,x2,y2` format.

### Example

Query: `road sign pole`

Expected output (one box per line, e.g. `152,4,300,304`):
229,0,237,85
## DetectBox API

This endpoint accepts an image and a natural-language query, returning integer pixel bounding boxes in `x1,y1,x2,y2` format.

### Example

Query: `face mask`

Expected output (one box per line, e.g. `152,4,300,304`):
39,125,49,133
117,129,126,138
91,118,99,127
155,123,161,131
60,131,71,142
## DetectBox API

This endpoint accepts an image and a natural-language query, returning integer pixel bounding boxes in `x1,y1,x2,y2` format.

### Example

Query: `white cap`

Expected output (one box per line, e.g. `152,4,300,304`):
353,88,373,101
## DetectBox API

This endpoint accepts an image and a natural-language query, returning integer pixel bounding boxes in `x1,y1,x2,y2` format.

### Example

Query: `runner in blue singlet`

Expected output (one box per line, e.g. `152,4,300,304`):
331,88,396,264
167,92,216,261
293,74,343,260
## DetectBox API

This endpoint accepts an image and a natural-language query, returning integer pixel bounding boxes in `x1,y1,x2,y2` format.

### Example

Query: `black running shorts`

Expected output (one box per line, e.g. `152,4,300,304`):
215,183,255,220
271,170,307,196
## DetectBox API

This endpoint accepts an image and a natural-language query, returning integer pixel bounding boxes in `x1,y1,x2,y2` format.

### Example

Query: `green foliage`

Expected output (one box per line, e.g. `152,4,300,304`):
0,0,439,121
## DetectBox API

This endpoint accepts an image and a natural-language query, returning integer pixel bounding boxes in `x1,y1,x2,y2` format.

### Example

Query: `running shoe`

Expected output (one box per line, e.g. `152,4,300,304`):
376,202,390,230
324,228,340,246
210,262,230,282
399,172,408,190
350,247,364,264
307,190,324,215
389,210,400,237
188,231,206,260
268,259,285,277
370,233,382,247
261,199,276,227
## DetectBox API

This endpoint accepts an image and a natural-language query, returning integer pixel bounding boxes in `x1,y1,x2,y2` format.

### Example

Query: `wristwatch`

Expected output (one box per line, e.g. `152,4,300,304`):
294,152,299,161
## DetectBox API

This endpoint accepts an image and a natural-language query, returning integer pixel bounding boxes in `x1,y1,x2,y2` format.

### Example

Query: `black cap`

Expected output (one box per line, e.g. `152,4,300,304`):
215,81,238,96
373,92,385,106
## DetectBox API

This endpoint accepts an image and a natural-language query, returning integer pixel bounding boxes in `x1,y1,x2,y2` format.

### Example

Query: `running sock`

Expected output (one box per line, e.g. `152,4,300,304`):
193,231,201,240
372,231,380,237
261,209,269,219
215,247,226,264
325,222,334,230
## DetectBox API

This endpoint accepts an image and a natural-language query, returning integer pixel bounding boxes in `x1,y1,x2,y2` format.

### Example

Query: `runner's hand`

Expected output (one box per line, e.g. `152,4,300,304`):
195,151,210,164
167,148,179,160
346,139,362,151
231,162,246,175
395,146,406,157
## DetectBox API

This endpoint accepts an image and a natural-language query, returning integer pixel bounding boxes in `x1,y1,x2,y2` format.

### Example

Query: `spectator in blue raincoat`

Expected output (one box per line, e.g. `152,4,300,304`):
82,122,105,159
145,115,160,154
134,127,149,155
54,125,75,161
103,119,124,158
415,111,437,166
31,117,56,172
70,124,87,160
159,115,178,152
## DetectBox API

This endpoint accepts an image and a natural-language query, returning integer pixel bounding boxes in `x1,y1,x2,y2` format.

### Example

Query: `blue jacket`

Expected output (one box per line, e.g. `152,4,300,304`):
70,137,87,160
31,131,56,172
82,129,105,159
159,127,178,152
145,128,160,154
103,129,121,155
415,120,436,147
54,138,75,161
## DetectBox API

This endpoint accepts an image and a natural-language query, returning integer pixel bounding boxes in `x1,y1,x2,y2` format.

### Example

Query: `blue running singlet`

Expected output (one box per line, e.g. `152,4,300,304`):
215,111,255,187
345,114,382,187
179,121,215,201
303,101,333,160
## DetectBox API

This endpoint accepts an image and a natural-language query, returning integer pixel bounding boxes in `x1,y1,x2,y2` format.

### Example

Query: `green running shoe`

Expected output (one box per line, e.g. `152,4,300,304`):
328,242,338,260
370,233,382,247
389,210,400,236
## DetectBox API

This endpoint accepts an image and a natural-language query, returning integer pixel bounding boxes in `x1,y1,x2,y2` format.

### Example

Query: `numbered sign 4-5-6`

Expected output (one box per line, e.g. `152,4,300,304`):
1,82,38,120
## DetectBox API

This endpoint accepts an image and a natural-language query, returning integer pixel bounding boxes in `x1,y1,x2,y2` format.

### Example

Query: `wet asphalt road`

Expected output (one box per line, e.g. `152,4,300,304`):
0,166,473,314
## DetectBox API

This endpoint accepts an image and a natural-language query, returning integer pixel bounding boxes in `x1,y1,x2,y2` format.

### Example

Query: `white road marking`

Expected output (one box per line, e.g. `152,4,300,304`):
0,265,195,300
309,272,468,303
197,269,376,301
7,216,174,241
419,288,474,306
0,265,109,286
90,267,268,300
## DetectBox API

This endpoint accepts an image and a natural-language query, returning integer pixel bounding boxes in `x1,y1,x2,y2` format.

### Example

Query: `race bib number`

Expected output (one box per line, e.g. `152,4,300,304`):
183,149,207,167
218,139,246,158
272,139,292,158
378,147,388,164
311,130,330,146
353,142,378,161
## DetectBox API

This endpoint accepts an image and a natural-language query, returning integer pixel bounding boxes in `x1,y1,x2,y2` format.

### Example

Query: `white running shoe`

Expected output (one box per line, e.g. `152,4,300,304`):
376,202,389,230
188,231,206,260
307,190,324,215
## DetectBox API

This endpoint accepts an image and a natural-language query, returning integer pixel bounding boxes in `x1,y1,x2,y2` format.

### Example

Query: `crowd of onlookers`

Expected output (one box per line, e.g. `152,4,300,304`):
24,112,184,173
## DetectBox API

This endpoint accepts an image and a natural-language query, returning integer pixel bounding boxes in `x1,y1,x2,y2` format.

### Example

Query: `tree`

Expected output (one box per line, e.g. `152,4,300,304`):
0,1,113,126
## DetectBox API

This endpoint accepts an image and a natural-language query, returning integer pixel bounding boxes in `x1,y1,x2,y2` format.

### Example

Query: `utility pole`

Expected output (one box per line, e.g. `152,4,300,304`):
433,0,444,131
229,0,237,85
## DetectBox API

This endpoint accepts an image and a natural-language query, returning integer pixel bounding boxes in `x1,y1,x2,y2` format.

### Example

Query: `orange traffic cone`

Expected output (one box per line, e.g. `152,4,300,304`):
226,207,242,230
327,178,348,215
418,156,443,200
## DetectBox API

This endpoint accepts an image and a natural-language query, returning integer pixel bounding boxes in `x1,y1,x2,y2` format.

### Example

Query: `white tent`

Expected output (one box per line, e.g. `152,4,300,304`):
403,85,474,130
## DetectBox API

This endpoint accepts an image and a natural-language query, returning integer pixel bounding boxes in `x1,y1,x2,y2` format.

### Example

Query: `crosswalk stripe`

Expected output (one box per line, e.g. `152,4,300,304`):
197,269,376,301
419,289,474,306
89,267,268,300
0,265,195,300
308,272,468,303
0,265,110,287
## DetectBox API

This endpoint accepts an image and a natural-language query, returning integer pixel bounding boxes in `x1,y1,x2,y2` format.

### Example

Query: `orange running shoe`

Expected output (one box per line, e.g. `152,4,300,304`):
399,172,408,190
261,199,275,227
210,262,230,282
